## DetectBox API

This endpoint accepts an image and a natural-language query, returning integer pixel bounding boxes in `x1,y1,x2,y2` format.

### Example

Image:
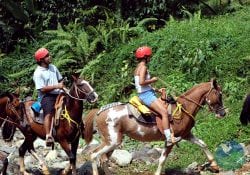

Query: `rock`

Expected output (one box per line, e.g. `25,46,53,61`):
34,138,46,149
110,149,132,166
50,161,68,169
45,150,58,162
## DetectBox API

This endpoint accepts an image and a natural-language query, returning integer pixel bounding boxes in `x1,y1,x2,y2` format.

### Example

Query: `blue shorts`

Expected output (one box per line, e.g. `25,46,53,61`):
139,90,157,106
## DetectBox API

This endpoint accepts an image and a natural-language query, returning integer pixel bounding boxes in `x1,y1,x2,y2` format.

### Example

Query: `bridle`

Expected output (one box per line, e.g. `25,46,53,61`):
63,81,96,102
179,83,225,114
0,97,23,126
204,85,225,113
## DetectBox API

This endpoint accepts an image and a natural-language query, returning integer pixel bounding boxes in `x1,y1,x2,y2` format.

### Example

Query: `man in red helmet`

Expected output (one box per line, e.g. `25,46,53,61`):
134,46,181,146
33,48,64,147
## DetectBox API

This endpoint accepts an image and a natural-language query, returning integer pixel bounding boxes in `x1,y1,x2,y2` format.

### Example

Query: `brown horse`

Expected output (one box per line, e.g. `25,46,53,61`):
0,92,21,140
1,75,98,175
84,79,226,175
240,94,250,125
0,92,22,174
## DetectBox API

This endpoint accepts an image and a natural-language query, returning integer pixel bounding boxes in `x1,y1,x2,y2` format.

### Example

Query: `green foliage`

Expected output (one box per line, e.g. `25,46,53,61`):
1,5,250,172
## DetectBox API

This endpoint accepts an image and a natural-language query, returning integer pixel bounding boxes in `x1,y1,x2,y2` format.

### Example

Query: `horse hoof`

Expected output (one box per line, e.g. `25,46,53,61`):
23,171,31,175
209,165,219,173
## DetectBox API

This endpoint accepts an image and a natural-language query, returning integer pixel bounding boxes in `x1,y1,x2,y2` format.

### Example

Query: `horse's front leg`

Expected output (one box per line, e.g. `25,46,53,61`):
1,147,17,175
184,132,219,172
154,145,173,175
59,139,78,175
29,150,50,175
19,139,31,175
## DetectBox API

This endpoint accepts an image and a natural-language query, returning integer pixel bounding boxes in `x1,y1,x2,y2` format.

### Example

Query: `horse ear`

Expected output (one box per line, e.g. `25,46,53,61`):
71,72,80,81
211,78,218,89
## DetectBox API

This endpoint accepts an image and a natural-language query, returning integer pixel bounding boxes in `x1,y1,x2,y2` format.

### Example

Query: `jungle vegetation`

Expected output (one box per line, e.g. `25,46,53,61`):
0,0,250,172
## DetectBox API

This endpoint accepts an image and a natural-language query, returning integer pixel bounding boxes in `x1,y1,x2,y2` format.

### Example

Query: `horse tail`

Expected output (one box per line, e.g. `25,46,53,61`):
240,94,250,125
84,108,99,144
2,121,16,142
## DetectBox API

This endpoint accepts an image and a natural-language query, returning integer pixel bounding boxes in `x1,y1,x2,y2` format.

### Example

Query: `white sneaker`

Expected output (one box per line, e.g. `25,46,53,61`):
165,136,182,147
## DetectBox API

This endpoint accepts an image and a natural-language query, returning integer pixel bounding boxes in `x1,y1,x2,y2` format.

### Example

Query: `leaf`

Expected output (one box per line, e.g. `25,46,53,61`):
2,0,29,22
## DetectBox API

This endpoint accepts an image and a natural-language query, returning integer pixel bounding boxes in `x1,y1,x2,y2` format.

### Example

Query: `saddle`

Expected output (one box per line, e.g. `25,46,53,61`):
28,94,66,125
128,95,183,134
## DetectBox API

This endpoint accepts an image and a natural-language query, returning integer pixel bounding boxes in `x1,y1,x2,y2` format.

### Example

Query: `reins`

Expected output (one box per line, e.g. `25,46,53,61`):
158,77,204,108
158,77,224,117
6,99,23,122
63,84,94,101
0,116,19,126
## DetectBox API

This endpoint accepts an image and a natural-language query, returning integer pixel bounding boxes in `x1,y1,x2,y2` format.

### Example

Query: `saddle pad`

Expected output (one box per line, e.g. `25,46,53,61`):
98,102,124,115
25,101,44,125
34,111,44,124
127,104,156,124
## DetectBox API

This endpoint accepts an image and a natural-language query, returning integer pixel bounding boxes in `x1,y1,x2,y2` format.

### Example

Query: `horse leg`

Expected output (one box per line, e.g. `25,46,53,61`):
68,137,80,175
19,136,49,175
1,147,17,175
19,139,31,175
154,146,173,175
29,150,50,175
1,158,8,175
59,139,78,175
185,132,219,172
90,141,120,175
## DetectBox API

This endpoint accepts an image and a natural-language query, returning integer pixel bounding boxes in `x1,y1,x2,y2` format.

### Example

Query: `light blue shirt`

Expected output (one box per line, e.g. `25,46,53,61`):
33,64,63,98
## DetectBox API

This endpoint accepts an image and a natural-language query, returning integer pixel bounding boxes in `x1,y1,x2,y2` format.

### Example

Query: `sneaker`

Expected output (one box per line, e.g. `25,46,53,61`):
165,136,182,147
46,135,54,147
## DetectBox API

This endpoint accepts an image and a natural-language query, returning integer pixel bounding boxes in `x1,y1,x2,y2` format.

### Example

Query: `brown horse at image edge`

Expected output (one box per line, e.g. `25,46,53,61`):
240,94,250,126
84,79,226,175
0,75,98,175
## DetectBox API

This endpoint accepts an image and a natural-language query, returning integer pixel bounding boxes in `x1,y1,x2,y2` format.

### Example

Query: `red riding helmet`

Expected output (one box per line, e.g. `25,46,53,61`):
135,46,152,59
34,48,49,62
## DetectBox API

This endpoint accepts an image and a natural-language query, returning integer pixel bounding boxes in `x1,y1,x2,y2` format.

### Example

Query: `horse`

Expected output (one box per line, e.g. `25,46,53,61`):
84,79,226,175
240,94,250,125
0,74,98,175
0,92,20,140
0,92,22,174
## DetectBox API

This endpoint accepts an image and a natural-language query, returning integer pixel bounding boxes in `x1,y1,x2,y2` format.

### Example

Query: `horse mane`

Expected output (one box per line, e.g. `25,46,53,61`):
181,82,208,96
240,94,250,125
0,92,18,101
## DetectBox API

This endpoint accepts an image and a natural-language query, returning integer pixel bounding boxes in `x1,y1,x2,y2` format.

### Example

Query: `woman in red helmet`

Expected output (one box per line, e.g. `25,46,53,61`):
134,46,181,146
33,48,64,147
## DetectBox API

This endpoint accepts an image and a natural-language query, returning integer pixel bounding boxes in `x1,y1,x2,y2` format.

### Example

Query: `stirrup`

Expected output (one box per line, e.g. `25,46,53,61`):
46,135,54,147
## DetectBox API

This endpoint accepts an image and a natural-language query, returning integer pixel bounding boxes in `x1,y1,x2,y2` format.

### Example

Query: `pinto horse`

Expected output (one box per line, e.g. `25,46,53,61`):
84,79,226,175
240,94,250,125
1,75,98,175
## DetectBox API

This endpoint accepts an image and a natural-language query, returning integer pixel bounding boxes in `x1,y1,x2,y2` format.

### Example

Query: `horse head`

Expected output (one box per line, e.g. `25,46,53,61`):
4,93,23,121
68,74,98,103
0,93,22,141
205,79,226,118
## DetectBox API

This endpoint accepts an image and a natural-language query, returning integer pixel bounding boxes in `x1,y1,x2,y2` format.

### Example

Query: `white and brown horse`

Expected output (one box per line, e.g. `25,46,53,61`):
84,79,226,175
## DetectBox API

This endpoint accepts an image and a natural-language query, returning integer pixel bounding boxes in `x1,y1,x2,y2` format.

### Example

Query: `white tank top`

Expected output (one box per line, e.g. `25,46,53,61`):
134,72,152,93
